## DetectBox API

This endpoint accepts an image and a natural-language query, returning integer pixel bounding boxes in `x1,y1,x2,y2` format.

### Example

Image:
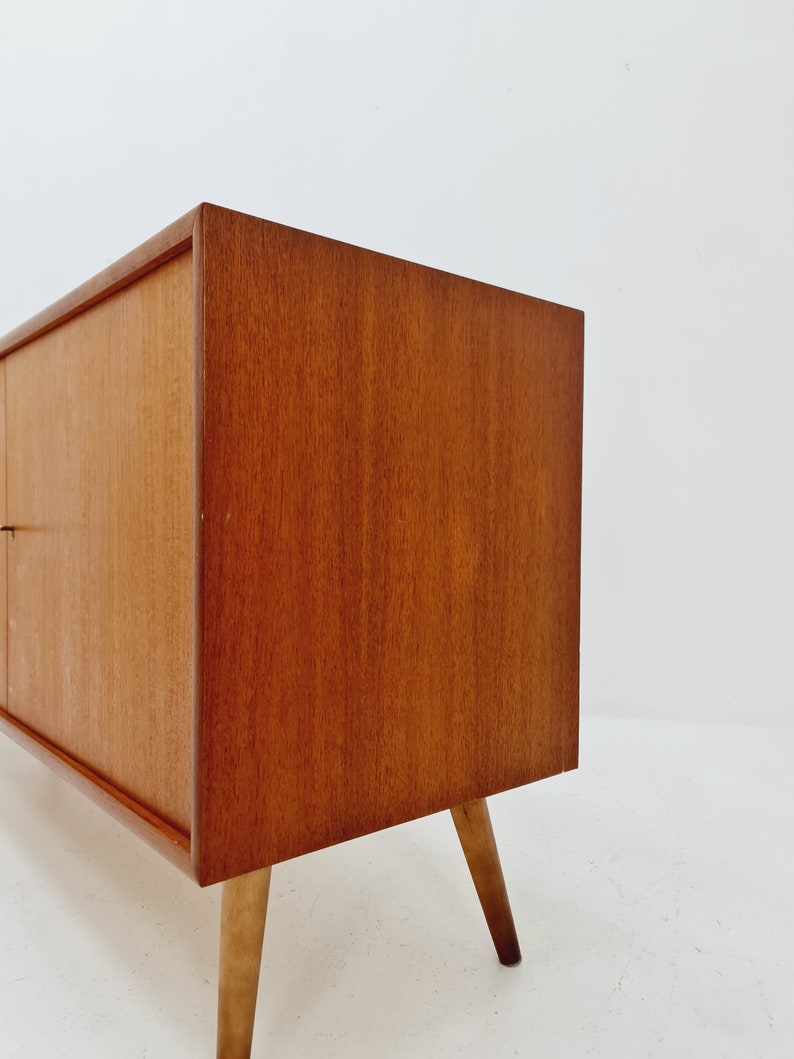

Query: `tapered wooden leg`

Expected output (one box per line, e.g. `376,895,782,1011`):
450,798,522,966
217,866,272,1059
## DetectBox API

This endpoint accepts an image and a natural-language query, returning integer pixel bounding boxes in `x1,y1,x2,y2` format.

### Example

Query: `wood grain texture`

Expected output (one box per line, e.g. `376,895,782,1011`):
5,251,196,835
0,201,582,891
0,361,6,708
194,204,583,884
0,207,198,359
217,867,272,1059
0,709,191,874
450,798,521,966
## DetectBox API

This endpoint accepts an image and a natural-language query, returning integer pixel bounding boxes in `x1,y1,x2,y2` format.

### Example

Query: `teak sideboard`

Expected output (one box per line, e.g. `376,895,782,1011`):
0,203,583,1057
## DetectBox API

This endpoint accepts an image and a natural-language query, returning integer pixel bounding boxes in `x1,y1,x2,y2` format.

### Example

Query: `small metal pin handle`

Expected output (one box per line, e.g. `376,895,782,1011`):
0,525,15,539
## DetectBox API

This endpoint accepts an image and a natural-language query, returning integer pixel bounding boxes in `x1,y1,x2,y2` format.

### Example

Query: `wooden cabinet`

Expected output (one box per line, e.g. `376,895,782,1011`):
0,203,583,1055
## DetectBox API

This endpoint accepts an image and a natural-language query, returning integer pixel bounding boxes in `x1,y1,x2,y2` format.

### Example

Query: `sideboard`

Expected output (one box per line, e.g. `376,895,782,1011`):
0,203,583,1057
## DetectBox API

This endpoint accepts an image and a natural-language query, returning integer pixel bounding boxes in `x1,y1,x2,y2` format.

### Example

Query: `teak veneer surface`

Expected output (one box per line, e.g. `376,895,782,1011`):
4,252,195,835
0,203,583,886
0,208,198,358
194,205,582,883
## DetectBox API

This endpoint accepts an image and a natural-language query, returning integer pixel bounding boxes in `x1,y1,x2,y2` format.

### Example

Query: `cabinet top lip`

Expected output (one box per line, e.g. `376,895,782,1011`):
0,205,201,359
0,202,583,359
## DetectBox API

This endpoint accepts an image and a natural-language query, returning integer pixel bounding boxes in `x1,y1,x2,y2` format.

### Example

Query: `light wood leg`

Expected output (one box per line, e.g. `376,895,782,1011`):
217,866,272,1059
450,798,522,966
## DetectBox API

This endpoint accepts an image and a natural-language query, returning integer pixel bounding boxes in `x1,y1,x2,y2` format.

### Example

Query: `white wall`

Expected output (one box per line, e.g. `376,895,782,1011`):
1,1,792,725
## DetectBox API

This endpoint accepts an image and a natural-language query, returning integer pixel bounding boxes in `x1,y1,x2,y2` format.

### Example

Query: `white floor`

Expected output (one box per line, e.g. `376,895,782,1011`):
1,715,792,1058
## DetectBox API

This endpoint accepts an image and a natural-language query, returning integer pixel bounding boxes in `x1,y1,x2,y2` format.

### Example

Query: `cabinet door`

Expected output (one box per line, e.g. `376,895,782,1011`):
4,253,196,835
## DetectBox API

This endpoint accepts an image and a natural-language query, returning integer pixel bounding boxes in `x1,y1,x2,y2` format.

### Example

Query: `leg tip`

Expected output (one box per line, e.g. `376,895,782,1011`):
499,953,525,970
498,947,522,967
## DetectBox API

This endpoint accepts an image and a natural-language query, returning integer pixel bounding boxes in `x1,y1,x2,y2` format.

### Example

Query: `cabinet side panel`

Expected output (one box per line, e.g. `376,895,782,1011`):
196,207,583,884
5,252,195,835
